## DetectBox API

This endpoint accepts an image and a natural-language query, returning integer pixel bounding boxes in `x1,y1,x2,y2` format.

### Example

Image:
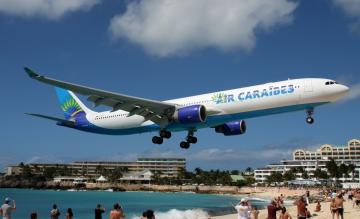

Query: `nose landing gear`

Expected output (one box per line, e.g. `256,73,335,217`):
306,109,314,124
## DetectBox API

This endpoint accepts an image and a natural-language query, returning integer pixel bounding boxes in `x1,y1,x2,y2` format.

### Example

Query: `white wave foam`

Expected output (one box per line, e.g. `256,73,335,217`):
131,209,209,219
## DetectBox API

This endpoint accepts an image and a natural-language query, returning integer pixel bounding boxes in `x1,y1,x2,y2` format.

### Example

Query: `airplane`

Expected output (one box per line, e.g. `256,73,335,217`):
25,67,349,149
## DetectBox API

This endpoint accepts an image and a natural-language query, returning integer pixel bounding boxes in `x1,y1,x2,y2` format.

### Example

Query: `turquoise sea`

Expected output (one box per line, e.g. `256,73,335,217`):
0,188,270,219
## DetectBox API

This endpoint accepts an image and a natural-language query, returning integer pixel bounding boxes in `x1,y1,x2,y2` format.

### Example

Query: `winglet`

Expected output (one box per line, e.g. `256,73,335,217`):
24,67,40,78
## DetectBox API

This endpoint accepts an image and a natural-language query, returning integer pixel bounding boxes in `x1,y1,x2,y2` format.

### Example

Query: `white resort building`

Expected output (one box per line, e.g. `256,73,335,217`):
6,157,186,178
255,139,360,184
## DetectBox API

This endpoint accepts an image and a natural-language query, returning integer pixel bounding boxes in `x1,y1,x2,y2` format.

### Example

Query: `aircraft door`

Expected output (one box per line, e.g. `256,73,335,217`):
304,80,313,92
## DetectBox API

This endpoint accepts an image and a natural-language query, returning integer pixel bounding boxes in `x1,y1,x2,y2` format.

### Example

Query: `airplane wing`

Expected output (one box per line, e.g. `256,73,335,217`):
25,113,75,126
25,67,176,127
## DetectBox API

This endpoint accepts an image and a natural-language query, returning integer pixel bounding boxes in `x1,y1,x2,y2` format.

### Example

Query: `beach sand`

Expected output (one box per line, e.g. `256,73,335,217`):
212,201,360,219
213,198,360,219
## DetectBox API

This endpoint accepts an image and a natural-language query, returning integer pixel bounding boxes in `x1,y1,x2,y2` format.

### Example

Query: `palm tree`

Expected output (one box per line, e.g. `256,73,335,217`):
326,158,339,183
194,167,203,176
339,163,349,179
266,172,283,185
245,167,253,173
347,164,356,181
313,168,329,180
283,170,296,181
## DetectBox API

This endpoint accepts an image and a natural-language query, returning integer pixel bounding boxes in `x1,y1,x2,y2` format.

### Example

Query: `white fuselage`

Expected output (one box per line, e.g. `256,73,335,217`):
84,78,348,133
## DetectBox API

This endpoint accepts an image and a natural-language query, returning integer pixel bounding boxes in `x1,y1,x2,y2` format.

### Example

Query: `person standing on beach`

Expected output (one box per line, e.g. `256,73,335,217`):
140,212,147,219
267,199,280,219
315,201,321,212
66,208,74,219
50,204,60,219
279,207,292,219
330,198,337,219
234,198,251,219
144,209,155,219
30,212,38,219
335,194,345,219
110,203,125,219
305,191,310,206
251,206,259,219
95,204,106,219
294,197,306,219
0,197,16,219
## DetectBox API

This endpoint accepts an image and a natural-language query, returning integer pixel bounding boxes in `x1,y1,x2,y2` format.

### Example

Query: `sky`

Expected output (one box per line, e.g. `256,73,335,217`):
0,0,360,171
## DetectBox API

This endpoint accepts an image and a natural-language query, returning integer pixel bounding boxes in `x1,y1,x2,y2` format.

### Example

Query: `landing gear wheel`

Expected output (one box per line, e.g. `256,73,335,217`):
186,136,197,144
160,130,172,139
306,117,314,124
180,141,190,149
152,136,163,144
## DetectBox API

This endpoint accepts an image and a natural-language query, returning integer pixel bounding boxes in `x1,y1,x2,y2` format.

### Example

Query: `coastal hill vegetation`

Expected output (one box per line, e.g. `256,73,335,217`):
0,163,255,188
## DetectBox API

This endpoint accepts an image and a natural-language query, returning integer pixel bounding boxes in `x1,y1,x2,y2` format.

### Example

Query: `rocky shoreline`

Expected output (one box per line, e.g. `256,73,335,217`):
0,178,283,195
0,180,246,194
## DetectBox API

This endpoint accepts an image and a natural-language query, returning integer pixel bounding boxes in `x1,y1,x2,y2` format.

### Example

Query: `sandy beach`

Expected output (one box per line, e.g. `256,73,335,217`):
213,195,360,219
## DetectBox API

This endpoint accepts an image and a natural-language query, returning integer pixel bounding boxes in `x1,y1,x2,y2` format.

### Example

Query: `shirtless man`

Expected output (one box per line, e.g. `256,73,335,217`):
279,207,292,219
110,203,125,219
335,194,345,219
294,197,306,219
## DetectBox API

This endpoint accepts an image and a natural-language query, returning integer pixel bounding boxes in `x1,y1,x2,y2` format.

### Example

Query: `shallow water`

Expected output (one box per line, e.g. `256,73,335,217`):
0,188,245,219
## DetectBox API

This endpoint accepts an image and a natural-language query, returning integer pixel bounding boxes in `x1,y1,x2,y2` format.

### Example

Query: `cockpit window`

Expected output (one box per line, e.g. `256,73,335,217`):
325,81,337,85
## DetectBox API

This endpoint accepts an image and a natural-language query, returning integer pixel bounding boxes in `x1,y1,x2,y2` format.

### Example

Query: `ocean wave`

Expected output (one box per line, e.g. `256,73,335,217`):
131,209,209,219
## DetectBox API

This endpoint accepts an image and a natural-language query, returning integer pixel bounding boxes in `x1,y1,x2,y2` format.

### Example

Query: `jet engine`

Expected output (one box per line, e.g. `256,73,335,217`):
173,105,207,124
215,120,246,136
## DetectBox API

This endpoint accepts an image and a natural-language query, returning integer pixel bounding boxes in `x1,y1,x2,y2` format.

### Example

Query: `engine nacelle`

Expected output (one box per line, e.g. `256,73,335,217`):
215,120,246,136
173,105,207,124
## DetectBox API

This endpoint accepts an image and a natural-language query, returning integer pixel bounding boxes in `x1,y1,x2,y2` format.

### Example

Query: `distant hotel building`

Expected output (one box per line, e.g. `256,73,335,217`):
7,157,186,178
255,139,360,183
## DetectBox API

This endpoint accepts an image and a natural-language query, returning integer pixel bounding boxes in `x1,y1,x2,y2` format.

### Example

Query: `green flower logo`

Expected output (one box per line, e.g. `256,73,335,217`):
212,93,227,104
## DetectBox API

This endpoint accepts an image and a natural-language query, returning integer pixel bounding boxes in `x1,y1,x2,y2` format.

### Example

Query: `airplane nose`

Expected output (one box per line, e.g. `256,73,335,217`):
340,84,350,94
335,84,350,100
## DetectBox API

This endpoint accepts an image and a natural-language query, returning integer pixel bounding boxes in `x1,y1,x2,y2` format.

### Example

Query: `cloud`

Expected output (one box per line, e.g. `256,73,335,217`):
341,83,360,102
130,146,293,163
335,75,360,102
109,0,298,57
0,0,101,19
333,0,360,33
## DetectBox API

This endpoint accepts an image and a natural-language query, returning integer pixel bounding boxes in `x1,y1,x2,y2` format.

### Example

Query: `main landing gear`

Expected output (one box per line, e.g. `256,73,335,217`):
152,130,171,144
152,130,197,149
180,130,197,149
306,109,315,124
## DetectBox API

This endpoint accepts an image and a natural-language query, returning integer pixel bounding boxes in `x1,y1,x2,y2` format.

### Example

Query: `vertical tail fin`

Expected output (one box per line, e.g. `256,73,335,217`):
55,87,93,120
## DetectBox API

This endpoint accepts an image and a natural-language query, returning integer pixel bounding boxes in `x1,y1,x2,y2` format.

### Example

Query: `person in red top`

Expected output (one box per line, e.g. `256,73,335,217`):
294,197,307,219
267,199,280,219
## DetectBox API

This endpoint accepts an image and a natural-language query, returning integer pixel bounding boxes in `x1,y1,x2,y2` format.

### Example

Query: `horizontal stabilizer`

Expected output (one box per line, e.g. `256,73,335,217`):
25,113,75,126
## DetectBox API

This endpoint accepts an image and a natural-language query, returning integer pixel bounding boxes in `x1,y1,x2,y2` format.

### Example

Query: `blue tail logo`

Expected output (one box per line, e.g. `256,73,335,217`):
55,87,90,126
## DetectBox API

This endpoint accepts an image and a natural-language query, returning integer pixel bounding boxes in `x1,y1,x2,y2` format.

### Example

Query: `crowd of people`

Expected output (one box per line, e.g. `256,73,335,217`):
233,188,360,219
0,197,156,219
